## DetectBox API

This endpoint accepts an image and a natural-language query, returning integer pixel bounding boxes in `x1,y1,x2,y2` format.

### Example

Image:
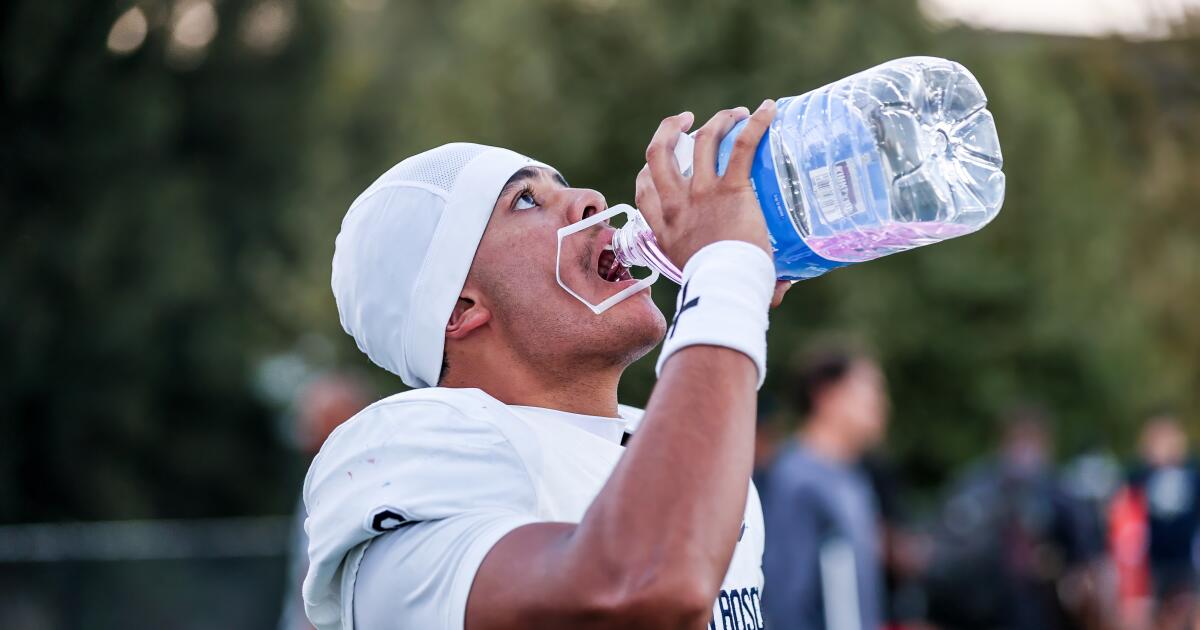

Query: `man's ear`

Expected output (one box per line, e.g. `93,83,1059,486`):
445,293,491,341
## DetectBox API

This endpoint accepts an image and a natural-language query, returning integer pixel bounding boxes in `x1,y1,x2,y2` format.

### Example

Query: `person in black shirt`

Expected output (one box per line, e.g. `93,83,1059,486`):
1124,413,1200,630
926,405,1106,630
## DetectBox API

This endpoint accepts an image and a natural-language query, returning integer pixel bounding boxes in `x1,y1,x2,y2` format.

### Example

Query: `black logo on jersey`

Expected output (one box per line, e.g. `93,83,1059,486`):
368,508,408,532
668,281,700,339
738,521,747,542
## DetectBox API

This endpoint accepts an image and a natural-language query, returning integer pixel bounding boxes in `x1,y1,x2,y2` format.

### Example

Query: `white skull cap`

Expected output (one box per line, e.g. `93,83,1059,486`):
332,143,550,388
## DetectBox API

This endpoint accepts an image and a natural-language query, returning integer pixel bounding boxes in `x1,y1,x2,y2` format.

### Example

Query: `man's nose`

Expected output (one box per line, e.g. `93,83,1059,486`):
563,188,608,224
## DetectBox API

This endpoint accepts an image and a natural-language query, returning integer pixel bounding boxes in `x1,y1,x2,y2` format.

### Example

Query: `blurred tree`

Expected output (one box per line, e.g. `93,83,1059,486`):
0,0,332,521
1,0,1198,524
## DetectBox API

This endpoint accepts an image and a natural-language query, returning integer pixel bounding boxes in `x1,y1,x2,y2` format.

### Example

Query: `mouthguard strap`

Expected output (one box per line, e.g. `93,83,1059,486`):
555,206,660,315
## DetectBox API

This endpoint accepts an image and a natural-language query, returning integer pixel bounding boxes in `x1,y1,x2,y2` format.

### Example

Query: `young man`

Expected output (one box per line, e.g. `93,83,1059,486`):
761,347,890,630
304,100,792,629
1111,413,1199,630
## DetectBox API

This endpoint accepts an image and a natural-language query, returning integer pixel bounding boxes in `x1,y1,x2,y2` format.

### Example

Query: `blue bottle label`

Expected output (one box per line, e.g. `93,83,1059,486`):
716,116,849,281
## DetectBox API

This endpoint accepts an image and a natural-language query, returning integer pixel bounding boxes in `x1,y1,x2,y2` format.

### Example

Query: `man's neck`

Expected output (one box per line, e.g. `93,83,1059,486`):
798,418,858,464
442,356,624,418
503,382,622,418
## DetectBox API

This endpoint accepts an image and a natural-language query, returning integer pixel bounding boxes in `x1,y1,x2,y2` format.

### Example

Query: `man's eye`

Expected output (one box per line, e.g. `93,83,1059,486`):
514,192,537,210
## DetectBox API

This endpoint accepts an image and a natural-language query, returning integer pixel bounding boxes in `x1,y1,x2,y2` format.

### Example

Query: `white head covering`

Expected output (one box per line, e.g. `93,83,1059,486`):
332,143,549,388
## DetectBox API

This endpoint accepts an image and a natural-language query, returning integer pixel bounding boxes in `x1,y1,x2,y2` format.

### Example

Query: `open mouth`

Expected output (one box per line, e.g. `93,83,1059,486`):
597,245,633,283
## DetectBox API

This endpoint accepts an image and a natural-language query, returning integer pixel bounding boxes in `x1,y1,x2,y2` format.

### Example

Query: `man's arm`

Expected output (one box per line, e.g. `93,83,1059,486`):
469,347,759,629
467,101,779,629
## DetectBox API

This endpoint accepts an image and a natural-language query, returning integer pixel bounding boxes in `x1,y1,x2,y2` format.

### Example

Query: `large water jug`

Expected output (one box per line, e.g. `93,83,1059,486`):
612,56,1005,282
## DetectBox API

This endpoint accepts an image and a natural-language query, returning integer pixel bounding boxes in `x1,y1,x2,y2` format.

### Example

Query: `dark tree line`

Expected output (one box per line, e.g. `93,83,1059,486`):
2,0,1197,522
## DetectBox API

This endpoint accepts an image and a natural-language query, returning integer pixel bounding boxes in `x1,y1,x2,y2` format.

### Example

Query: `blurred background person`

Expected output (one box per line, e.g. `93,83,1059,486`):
1109,412,1200,630
754,393,786,501
861,453,937,630
1057,443,1123,630
278,373,371,630
925,405,1108,630
762,345,890,630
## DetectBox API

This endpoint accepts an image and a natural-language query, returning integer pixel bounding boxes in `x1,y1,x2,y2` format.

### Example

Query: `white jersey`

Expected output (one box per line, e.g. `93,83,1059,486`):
302,386,765,630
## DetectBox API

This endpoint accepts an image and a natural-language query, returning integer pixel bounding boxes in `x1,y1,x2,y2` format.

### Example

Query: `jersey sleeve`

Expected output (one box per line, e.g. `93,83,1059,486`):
353,511,538,629
301,399,540,630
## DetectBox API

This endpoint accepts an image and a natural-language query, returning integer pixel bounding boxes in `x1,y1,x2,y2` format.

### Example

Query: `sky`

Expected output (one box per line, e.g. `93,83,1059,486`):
920,0,1200,39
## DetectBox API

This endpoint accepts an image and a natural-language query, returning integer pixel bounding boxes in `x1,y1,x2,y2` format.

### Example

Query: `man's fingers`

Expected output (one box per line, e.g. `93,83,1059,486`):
692,107,750,181
634,165,665,231
645,112,694,196
770,280,792,309
722,99,776,182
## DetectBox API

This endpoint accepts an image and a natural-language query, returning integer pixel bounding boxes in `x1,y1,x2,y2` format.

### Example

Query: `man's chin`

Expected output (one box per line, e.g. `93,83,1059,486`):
606,294,668,360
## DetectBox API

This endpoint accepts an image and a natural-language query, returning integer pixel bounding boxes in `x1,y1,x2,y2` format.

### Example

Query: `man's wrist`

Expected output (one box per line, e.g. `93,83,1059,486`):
655,241,774,388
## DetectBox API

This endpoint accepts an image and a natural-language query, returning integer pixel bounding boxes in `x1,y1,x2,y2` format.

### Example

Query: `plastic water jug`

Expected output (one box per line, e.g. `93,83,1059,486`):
612,56,1005,282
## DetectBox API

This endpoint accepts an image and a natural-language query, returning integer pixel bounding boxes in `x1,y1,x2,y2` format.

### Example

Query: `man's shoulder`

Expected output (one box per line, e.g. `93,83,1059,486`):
770,442,816,471
364,386,500,416
768,444,841,492
328,387,514,443
311,389,498,467
310,387,546,484
304,386,543,514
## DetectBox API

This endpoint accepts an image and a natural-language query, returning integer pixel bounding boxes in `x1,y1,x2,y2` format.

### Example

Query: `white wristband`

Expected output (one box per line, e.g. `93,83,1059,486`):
655,240,775,388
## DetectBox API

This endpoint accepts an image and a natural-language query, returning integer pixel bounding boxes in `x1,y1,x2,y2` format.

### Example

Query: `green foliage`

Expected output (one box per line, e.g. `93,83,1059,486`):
2,0,1197,521
0,0,333,520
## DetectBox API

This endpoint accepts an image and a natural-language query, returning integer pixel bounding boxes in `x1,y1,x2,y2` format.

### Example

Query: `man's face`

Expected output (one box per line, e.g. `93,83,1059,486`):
1002,420,1050,477
822,360,890,451
466,167,667,371
1140,416,1187,467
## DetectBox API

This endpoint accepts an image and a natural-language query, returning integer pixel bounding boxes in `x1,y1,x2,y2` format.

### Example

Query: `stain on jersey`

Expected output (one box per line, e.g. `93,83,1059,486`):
708,586,764,630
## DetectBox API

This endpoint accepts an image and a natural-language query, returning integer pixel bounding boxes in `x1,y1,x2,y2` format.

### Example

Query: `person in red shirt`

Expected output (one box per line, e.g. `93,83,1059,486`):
1110,412,1199,630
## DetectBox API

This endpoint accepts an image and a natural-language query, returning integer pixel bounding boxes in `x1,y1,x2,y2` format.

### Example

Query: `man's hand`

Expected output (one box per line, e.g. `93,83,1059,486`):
635,101,777,269
772,280,793,308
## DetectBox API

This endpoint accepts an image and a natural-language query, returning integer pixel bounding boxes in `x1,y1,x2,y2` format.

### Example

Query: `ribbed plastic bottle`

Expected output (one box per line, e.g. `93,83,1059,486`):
612,56,1006,283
